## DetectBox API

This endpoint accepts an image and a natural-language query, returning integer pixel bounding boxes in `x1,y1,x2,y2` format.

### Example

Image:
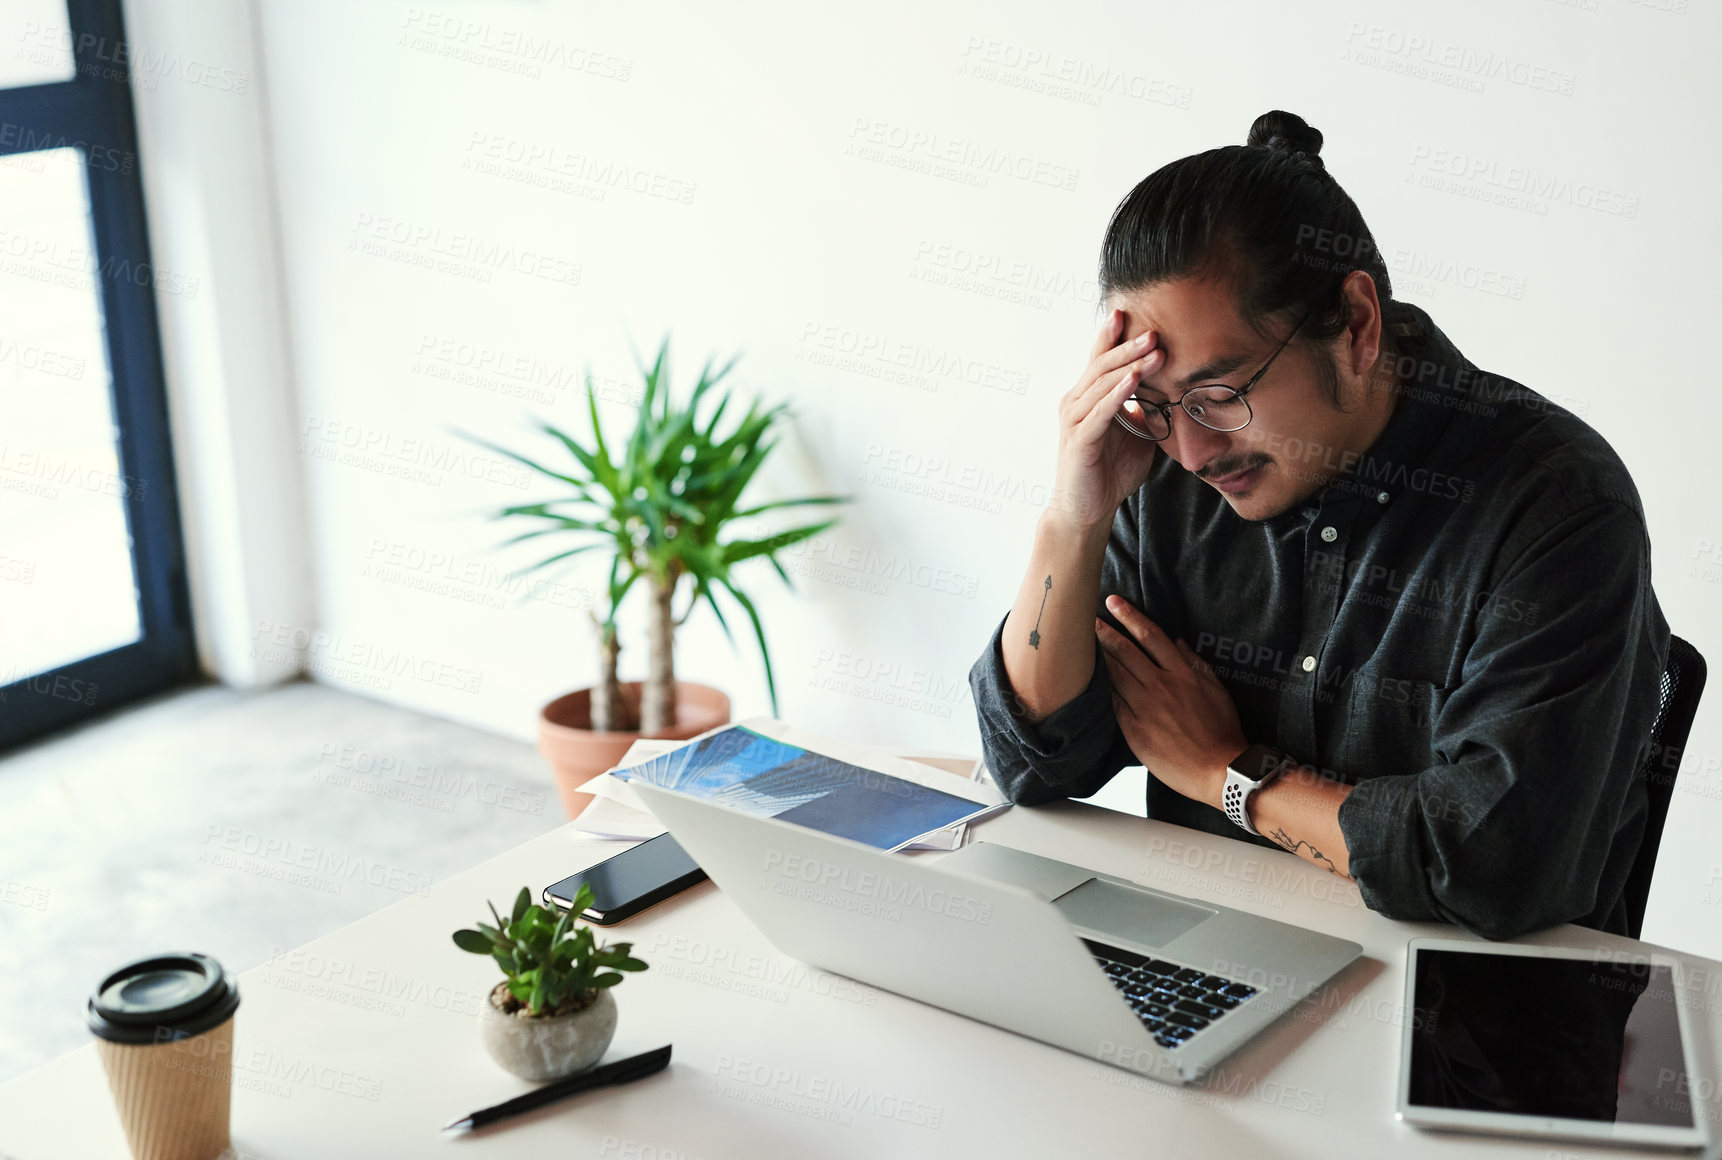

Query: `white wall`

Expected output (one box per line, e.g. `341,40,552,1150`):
122,0,315,686
242,2,1722,953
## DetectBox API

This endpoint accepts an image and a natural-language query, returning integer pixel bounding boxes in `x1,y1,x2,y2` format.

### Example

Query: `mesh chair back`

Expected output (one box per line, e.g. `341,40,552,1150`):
1622,635,1706,939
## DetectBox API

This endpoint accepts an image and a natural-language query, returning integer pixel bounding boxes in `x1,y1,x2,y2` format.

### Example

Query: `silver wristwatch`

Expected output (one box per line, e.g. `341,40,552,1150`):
1222,744,1294,836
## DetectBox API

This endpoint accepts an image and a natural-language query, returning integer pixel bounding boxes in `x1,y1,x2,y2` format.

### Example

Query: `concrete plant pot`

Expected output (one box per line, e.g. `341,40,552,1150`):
480,982,618,1082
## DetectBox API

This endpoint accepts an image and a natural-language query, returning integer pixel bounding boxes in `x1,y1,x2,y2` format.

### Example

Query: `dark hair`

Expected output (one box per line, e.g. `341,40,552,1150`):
1098,110,1406,404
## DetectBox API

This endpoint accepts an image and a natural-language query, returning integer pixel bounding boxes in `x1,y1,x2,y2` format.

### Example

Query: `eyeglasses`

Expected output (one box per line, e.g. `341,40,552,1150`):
1113,308,1314,442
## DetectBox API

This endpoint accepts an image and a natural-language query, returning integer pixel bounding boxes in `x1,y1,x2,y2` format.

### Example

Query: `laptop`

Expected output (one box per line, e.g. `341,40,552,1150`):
631,782,1362,1084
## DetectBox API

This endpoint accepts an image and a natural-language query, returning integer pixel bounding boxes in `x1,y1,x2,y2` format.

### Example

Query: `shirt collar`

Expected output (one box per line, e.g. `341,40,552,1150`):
1298,300,1471,519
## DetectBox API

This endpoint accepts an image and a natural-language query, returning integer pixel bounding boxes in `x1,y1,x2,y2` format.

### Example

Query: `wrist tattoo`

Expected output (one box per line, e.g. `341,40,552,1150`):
1029,575,1051,649
1267,827,1343,877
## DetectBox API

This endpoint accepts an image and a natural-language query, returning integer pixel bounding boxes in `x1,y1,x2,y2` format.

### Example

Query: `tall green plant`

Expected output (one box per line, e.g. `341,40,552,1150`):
467,335,845,733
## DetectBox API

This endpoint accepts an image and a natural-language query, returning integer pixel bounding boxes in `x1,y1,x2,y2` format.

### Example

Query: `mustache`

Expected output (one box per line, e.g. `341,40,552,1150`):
1196,454,1272,482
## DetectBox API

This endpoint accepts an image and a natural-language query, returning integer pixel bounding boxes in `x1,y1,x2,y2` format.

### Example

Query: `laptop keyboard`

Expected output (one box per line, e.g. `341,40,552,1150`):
1083,939,1257,1050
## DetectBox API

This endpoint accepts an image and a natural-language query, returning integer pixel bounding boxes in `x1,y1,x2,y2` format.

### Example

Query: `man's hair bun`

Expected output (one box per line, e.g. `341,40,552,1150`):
1246,110,1325,171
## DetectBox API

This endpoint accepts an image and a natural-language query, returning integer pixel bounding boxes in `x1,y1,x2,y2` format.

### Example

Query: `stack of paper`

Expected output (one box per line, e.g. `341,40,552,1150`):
570,717,1004,851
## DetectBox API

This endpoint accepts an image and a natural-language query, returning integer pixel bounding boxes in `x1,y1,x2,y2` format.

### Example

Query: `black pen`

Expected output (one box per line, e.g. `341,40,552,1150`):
442,1044,672,1131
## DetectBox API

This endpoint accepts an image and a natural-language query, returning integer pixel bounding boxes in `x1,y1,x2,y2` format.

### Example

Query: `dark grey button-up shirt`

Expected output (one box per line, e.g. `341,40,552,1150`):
969,301,1670,940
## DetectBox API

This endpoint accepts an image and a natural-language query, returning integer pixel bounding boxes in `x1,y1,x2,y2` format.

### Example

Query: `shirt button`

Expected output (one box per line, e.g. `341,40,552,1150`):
1319,526,1338,542
1301,655,1317,673
1376,491,1390,504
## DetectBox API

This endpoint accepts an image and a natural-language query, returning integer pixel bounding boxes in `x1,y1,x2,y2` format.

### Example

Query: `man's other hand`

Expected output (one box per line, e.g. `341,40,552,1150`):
1097,595,1247,808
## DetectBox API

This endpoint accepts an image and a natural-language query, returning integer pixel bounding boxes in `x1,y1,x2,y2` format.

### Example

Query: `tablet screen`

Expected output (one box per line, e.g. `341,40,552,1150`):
1407,950,1696,1128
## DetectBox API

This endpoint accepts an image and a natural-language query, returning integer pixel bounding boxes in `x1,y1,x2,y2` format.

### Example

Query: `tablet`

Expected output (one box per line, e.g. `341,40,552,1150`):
1398,938,1712,1150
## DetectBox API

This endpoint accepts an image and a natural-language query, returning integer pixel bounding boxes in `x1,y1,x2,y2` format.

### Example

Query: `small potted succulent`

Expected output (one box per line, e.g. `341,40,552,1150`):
453,885,648,1081
468,335,845,816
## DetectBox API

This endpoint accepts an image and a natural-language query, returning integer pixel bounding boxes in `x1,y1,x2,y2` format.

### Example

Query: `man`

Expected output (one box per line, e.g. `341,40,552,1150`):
968,112,1669,940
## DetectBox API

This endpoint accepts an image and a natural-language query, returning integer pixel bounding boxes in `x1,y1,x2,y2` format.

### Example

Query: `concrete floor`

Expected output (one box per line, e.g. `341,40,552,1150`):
0,680,562,1085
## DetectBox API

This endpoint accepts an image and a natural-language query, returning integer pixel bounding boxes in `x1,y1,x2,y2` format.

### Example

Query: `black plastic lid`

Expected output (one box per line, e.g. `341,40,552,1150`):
86,953,240,1045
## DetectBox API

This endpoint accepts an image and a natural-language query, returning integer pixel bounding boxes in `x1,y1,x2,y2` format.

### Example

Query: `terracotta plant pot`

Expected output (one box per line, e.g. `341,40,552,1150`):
538,681,731,818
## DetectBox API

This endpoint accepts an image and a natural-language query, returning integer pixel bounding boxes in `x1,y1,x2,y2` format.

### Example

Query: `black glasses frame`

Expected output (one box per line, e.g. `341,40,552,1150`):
1114,307,1316,442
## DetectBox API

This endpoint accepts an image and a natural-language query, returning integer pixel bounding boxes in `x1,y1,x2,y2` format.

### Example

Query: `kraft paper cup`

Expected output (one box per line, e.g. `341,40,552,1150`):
87,953,241,1160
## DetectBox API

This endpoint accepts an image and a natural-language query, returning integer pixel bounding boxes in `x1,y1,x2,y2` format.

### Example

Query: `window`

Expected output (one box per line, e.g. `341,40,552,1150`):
0,0,194,749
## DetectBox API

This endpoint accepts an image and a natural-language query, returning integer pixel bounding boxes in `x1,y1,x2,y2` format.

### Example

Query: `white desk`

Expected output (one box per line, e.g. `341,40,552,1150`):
3,801,1718,1159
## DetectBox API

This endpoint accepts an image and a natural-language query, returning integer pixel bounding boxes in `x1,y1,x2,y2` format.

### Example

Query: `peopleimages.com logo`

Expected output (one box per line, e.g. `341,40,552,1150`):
760,852,992,924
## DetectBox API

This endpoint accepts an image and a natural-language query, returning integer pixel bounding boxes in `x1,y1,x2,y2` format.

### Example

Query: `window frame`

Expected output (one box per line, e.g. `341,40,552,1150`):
0,0,196,749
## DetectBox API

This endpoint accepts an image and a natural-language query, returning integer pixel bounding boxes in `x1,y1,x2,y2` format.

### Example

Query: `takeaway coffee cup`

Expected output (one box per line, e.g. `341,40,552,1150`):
86,953,241,1160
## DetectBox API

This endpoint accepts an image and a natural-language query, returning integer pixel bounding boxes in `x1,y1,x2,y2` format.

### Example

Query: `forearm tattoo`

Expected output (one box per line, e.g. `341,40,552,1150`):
1029,575,1051,649
1268,827,1344,878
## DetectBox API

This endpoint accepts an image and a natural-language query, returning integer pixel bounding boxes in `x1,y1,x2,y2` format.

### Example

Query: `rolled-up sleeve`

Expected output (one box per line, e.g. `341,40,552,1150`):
1337,499,1669,940
969,621,1133,805
968,491,1155,805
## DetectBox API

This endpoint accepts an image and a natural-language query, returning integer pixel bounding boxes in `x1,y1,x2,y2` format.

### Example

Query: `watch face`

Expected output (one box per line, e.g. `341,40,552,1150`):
1234,744,1285,782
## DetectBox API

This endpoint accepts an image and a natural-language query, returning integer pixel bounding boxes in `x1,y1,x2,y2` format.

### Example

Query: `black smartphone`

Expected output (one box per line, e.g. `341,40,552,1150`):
541,833,706,925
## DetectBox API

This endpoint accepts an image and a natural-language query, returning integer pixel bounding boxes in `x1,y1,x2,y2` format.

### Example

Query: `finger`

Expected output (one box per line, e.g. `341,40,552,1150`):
1062,318,1162,409
1075,367,1169,455
1102,656,1127,702
1071,364,1151,446
1067,344,1164,424
1103,596,1180,670
1088,322,1161,382
1174,636,1212,677
1087,307,1124,364
1097,618,1156,689
1109,688,1137,725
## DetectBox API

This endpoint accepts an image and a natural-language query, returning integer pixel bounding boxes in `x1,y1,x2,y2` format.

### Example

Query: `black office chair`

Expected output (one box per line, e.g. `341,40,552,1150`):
1621,634,1706,940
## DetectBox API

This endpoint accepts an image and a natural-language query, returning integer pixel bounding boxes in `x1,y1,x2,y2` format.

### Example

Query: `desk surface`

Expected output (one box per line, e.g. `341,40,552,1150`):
3,800,1718,1159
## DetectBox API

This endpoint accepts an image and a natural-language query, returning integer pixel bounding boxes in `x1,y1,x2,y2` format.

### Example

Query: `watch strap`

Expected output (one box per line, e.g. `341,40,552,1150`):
1222,746,1289,837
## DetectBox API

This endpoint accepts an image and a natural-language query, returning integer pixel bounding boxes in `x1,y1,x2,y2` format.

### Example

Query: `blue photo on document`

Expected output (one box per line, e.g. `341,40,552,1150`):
612,724,988,850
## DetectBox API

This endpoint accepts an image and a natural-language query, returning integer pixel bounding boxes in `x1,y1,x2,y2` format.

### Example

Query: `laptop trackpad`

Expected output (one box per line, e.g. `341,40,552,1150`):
1051,877,1215,947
